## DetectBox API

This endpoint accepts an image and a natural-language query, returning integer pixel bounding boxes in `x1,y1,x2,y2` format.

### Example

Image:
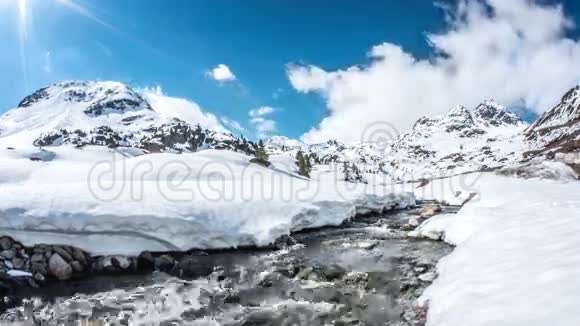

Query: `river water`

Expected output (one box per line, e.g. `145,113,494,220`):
1,202,456,326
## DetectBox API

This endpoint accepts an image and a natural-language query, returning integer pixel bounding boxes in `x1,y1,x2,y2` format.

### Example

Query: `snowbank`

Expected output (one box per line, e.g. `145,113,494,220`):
0,148,414,255
400,174,580,326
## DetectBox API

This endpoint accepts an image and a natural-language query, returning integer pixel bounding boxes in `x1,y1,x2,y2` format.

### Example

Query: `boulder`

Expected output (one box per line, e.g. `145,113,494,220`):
52,246,73,262
154,254,175,272
70,261,85,273
48,253,73,280
0,250,15,260
137,251,155,271
0,237,13,251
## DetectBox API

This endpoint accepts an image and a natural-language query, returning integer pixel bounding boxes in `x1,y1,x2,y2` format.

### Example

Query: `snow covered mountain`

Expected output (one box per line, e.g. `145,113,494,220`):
1,80,578,181
0,81,256,155
383,100,527,178
266,100,529,180
525,85,580,160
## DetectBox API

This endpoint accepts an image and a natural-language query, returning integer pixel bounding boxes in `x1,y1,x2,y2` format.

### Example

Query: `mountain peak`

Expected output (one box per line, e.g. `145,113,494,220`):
17,80,152,117
266,136,305,149
529,85,580,131
473,100,523,127
445,105,471,119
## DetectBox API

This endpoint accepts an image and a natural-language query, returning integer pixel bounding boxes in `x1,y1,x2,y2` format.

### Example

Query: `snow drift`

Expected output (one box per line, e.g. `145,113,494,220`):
0,148,414,255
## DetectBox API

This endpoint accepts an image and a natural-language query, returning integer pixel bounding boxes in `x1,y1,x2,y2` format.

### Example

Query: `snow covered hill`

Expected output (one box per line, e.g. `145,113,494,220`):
0,81,255,155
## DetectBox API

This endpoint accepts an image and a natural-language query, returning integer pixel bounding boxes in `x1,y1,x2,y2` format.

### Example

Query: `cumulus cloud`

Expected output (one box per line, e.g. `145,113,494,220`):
221,116,246,133
288,0,580,143
249,106,276,138
140,86,225,132
206,64,237,82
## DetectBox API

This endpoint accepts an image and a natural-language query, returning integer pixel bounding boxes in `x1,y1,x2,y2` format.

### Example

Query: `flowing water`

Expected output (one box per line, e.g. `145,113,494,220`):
0,203,456,325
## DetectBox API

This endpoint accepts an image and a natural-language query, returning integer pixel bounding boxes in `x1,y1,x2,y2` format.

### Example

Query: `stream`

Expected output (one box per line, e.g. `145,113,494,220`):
0,202,457,326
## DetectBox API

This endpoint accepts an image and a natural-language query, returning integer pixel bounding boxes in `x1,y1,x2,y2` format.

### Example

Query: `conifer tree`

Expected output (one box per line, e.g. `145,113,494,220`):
296,150,312,178
251,139,271,166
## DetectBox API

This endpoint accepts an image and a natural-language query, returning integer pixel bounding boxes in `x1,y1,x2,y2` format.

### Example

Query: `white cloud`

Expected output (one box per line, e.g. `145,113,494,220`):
249,106,275,118
249,106,276,138
288,0,580,143
206,64,237,82
140,86,226,132
221,117,246,133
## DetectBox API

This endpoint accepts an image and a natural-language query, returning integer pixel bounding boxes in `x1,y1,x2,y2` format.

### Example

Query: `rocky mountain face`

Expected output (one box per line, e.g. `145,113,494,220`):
1,81,256,155
525,86,580,159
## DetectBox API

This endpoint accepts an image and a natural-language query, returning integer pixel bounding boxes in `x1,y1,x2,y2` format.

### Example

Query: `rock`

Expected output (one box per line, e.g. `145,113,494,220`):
154,255,175,272
52,246,73,262
318,264,347,281
401,224,416,231
4,261,13,269
137,251,155,271
273,235,297,249
70,261,85,273
295,266,314,280
418,272,437,282
409,217,420,227
414,267,426,273
357,241,379,250
179,255,214,278
407,231,420,238
0,237,12,251
72,247,88,266
48,253,73,281
34,273,45,282
12,258,24,270
31,262,48,276
423,230,443,241
0,250,15,260
416,205,442,218
28,278,39,288
111,256,131,270
33,244,49,254
30,253,45,264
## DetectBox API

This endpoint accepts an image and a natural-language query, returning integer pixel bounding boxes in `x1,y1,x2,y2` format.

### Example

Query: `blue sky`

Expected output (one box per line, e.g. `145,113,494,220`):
2,0,580,141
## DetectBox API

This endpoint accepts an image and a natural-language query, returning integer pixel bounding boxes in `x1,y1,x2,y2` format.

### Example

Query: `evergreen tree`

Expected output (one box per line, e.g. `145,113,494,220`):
342,161,350,181
305,154,312,172
296,150,312,178
251,139,271,166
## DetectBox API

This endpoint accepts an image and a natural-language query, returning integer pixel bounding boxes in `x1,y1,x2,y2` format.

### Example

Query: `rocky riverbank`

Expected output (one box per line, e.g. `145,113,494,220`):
0,202,454,325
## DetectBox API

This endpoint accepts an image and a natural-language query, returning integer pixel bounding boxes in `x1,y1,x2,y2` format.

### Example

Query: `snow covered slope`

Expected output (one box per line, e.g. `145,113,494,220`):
0,148,414,255
396,174,580,326
0,81,254,155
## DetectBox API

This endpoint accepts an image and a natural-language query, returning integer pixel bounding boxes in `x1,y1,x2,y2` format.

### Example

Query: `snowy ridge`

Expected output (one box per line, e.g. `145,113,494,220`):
267,100,529,180
0,81,255,154
525,85,580,158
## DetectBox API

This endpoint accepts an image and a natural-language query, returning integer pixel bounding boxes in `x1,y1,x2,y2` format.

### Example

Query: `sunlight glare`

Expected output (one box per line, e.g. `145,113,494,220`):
18,0,29,91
